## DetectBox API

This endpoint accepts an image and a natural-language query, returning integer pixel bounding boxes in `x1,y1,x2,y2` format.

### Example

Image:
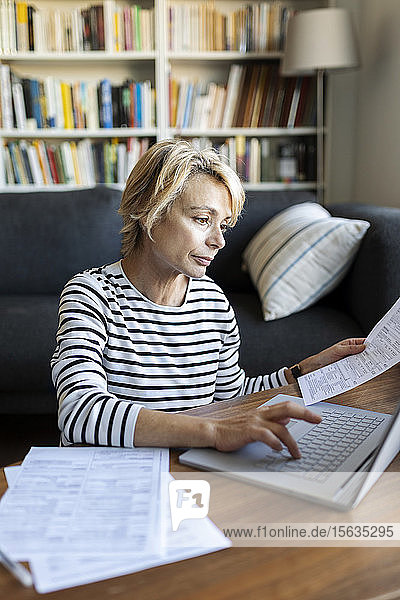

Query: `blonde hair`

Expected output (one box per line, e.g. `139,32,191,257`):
118,139,245,257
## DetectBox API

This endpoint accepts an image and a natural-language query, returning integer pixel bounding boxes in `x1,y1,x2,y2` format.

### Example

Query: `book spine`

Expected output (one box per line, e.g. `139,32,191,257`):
46,144,60,184
0,64,14,128
19,140,34,183
27,143,44,184
11,75,27,129
34,140,52,184
60,82,74,129
30,79,43,128
16,0,28,51
100,79,113,128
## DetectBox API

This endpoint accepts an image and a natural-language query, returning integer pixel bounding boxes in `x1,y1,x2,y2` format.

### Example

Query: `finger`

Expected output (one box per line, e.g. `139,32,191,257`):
341,337,366,346
254,427,283,452
268,423,301,458
340,341,366,354
260,401,322,424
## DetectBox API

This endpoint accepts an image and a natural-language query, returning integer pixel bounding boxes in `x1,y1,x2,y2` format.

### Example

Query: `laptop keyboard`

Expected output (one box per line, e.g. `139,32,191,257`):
255,409,386,483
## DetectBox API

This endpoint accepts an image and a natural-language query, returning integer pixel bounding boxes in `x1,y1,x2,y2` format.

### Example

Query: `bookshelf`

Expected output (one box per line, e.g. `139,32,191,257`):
0,0,329,191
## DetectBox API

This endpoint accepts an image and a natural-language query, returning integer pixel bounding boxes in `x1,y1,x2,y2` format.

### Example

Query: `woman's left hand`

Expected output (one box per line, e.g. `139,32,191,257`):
299,338,366,375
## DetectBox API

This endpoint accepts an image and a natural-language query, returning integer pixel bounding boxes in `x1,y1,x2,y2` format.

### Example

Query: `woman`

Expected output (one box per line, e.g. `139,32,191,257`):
51,139,365,457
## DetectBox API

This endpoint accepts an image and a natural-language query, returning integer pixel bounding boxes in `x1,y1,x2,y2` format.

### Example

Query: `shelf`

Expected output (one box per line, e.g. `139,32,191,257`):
0,51,156,63
169,128,318,137
167,51,283,61
0,129,157,139
0,182,318,193
244,182,318,191
0,184,96,192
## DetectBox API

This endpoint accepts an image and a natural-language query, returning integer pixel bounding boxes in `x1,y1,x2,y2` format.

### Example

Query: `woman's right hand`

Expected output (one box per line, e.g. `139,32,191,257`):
209,401,322,457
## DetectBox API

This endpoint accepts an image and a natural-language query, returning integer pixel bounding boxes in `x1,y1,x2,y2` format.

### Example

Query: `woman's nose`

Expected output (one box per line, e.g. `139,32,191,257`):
207,226,226,250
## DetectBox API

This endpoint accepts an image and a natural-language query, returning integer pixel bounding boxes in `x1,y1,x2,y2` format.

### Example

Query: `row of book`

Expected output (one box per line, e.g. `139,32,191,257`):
168,2,294,53
0,137,152,185
0,65,156,129
189,136,317,184
0,0,154,54
169,64,316,129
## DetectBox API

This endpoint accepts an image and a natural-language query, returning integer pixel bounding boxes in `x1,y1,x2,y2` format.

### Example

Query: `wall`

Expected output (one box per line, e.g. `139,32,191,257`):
353,0,400,207
328,0,400,208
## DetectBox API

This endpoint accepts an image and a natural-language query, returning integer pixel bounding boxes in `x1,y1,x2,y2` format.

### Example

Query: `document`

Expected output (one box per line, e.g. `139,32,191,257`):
3,464,231,594
299,297,400,405
0,446,168,559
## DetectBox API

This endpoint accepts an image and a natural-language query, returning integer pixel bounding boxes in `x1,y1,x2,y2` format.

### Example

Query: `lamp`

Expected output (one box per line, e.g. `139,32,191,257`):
281,8,360,205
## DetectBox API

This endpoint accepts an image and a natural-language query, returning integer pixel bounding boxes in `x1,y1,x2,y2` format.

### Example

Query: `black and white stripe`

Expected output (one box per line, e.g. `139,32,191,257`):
51,261,288,447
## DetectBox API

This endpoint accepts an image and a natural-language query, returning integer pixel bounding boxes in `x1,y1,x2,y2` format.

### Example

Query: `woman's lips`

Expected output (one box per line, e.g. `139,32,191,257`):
193,256,213,266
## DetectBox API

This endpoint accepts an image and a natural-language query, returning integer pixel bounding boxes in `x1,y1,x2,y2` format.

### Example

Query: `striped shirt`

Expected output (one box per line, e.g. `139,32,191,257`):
51,261,288,447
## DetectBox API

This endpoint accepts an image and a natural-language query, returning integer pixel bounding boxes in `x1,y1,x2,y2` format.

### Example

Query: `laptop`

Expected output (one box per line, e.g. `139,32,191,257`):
179,394,399,510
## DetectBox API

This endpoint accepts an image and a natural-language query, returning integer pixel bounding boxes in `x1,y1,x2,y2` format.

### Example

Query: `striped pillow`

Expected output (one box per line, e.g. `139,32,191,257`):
242,203,370,321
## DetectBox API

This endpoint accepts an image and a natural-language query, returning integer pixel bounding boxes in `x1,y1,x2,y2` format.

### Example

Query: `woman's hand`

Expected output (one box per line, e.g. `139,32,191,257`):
209,401,321,456
299,338,366,376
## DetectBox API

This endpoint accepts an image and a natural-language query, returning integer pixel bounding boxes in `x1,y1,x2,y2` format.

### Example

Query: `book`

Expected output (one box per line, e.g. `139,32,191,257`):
29,78,43,128
44,76,56,128
16,1,28,51
8,142,23,184
287,77,302,129
99,79,113,128
60,82,74,129
221,64,243,129
279,77,296,128
27,143,44,184
249,137,260,183
19,140,34,183
0,64,13,129
46,144,60,184
34,140,52,184
242,64,261,128
11,73,27,129
235,135,246,181
27,3,35,50
250,64,269,128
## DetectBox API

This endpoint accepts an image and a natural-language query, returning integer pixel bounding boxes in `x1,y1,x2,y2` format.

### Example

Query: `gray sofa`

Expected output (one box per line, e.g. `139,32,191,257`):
1,185,399,414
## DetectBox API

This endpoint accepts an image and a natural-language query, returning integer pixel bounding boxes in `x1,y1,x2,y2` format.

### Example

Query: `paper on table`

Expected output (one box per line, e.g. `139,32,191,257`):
299,296,400,405
0,446,168,559
4,466,231,594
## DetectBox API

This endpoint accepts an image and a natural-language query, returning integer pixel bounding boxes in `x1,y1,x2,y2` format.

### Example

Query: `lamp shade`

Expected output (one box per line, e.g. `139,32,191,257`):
281,8,360,75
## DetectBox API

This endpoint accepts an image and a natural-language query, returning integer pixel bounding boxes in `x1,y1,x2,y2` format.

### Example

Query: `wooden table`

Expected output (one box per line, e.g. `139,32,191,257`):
1,364,400,600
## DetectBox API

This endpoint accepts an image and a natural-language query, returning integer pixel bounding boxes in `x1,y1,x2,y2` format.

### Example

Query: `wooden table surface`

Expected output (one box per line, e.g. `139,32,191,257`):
1,364,400,600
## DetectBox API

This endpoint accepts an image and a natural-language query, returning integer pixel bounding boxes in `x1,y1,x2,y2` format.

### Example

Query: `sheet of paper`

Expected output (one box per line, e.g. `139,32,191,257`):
0,446,168,559
3,466,231,594
299,296,400,405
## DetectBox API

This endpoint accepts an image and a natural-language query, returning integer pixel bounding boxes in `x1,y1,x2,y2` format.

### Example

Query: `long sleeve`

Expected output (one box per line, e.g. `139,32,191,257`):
51,275,142,447
214,304,289,401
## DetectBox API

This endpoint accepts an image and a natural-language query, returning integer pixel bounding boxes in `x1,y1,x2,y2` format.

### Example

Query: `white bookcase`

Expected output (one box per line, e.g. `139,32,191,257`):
0,0,329,192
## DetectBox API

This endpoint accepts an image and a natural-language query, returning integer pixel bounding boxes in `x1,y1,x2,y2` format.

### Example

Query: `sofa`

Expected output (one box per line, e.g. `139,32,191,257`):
1,185,399,414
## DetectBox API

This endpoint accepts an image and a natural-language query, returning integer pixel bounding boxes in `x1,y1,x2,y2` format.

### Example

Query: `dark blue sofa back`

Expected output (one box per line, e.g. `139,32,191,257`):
0,185,123,294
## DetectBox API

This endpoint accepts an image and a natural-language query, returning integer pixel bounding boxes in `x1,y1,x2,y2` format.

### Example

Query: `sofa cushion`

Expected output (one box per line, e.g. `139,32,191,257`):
0,295,59,392
227,291,365,377
242,203,370,321
0,185,123,295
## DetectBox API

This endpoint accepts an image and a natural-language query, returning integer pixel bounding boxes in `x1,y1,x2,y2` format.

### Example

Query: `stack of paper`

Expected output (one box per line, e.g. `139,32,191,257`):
0,447,230,593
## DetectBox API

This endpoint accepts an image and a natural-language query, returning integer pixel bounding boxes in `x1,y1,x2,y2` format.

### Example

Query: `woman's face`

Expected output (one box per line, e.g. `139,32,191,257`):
148,174,233,280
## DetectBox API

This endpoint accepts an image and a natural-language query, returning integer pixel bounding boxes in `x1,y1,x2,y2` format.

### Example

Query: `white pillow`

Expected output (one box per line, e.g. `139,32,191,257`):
242,202,370,321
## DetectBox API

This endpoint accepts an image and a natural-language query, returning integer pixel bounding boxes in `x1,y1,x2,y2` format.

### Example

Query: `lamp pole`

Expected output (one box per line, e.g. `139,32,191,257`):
316,68,324,206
